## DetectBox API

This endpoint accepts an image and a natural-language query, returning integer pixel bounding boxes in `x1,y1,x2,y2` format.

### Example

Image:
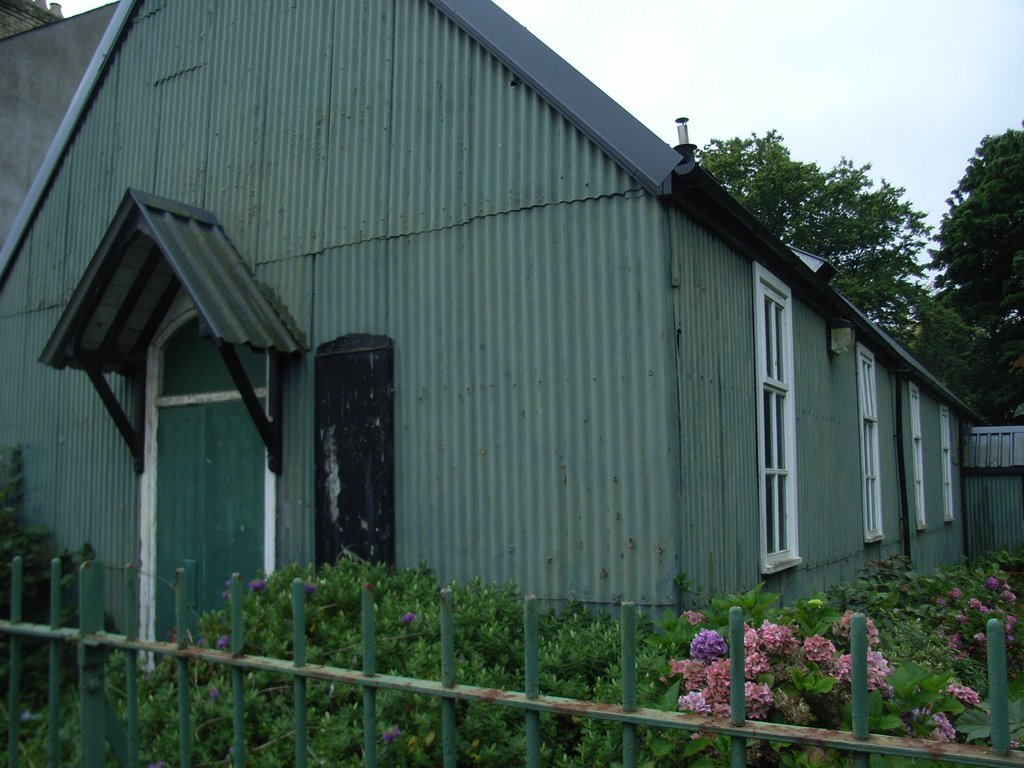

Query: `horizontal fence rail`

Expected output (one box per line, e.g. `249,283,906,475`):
4,556,1024,767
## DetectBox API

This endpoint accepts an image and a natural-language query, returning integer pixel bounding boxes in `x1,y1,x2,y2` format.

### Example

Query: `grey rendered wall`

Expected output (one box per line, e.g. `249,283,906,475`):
0,5,114,244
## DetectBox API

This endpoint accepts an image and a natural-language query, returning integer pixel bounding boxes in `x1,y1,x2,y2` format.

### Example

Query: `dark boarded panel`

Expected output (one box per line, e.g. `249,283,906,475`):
314,335,394,565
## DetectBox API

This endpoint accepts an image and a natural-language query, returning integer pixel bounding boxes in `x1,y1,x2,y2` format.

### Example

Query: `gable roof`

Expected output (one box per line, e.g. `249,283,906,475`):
2,0,978,420
40,188,301,374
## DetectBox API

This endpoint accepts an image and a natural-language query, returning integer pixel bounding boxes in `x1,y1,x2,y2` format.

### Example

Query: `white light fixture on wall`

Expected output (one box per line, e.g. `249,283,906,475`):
829,319,855,355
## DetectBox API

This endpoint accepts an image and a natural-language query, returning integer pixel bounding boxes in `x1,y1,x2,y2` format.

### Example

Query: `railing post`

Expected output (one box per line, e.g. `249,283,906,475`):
79,560,106,768
987,618,1010,756
48,558,61,768
292,579,308,768
621,601,637,768
851,613,869,768
123,564,139,768
362,582,377,767
728,606,746,768
524,595,540,768
230,573,245,767
7,556,22,768
175,567,192,768
440,587,457,768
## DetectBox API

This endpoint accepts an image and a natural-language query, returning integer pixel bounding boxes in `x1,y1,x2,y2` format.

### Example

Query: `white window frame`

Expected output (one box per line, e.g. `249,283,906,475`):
753,263,800,572
940,405,954,522
909,383,926,529
857,345,883,541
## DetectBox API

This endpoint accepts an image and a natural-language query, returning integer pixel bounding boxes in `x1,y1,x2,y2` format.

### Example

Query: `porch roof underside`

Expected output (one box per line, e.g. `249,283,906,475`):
40,188,301,374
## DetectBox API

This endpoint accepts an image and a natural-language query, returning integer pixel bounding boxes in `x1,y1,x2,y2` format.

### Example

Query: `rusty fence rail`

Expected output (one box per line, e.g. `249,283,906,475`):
4,556,1024,767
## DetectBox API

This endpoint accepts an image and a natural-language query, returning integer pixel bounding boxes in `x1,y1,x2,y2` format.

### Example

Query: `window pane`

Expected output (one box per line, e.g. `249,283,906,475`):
778,476,787,551
763,298,774,379
775,392,785,468
765,475,775,553
763,389,773,467
774,303,784,381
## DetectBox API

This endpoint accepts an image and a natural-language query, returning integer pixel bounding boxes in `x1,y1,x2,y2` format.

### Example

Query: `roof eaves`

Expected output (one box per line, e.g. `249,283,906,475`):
665,163,982,422
0,0,137,290
428,0,681,196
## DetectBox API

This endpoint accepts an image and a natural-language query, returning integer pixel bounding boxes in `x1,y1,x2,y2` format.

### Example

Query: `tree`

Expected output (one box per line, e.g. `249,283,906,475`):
699,131,931,344
930,126,1024,422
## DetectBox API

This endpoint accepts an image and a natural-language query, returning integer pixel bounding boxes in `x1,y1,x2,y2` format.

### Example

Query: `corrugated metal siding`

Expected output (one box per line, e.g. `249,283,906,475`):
966,427,1024,469
385,194,678,607
669,216,760,600
965,475,1024,556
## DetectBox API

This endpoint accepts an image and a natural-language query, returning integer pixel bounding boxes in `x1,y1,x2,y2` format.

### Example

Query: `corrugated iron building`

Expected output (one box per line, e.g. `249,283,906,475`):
964,427,1024,557
0,0,976,633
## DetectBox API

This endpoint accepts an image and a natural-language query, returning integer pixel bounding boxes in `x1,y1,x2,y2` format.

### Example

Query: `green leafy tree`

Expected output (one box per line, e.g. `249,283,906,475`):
930,125,1024,422
699,130,931,343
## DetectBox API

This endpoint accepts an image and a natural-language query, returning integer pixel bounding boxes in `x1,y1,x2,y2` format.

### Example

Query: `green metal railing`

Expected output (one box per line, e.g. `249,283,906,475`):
4,556,1024,767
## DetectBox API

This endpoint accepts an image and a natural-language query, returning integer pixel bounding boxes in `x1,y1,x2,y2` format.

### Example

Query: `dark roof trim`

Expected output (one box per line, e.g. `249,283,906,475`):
0,0,133,288
40,188,302,373
665,163,981,421
428,0,681,195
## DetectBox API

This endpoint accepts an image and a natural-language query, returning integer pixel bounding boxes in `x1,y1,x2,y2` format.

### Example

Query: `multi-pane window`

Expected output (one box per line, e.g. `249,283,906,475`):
857,346,882,540
940,405,954,521
909,383,926,529
754,264,798,570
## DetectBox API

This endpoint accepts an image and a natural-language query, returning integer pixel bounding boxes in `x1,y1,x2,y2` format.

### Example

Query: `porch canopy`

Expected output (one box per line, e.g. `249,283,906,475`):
40,188,301,472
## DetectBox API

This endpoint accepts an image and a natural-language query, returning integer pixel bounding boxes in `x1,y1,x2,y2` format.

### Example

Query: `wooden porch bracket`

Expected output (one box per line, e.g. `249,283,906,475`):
83,362,144,474
216,341,283,474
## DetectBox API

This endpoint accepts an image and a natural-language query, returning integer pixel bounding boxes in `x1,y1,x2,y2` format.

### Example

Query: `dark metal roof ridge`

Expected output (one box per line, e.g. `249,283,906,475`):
0,0,137,289
428,0,682,195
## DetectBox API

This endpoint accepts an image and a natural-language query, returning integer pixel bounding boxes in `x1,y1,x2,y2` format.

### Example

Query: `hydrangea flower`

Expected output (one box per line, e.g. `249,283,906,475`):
678,690,712,714
833,612,880,648
690,628,728,664
209,687,220,700
680,610,706,626
402,612,418,624
986,576,1001,590
247,579,267,592
1002,590,1017,605
669,659,707,692
744,682,774,720
216,635,230,650
946,683,981,707
744,651,771,679
835,650,892,693
948,587,962,600
704,658,732,704
382,725,401,744
932,712,956,742
303,582,317,596
744,626,761,656
759,621,799,656
802,635,837,669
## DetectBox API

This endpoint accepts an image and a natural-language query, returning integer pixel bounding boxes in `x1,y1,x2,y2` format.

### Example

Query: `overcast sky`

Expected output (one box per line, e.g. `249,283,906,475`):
58,0,1024,246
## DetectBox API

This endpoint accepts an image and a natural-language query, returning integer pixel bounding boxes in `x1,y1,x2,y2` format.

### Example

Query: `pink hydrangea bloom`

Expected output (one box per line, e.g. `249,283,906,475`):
744,626,761,656
803,635,837,669
759,621,799,656
704,658,732,705
834,651,892,693
947,683,981,707
745,651,771,679
670,659,708,693
1003,591,1018,605
681,610,707,626
678,690,712,715
968,598,985,611
948,587,962,600
744,682,773,720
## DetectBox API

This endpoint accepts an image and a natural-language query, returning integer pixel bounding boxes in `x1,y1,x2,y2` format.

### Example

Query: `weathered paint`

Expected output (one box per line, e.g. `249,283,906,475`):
0,0,973,618
965,475,1024,557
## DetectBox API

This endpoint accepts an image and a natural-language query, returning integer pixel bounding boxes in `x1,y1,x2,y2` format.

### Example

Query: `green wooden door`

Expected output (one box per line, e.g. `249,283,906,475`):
154,320,266,640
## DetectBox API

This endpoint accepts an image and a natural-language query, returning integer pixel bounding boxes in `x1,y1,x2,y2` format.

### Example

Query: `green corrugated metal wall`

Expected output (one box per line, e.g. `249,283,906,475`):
0,0,970,615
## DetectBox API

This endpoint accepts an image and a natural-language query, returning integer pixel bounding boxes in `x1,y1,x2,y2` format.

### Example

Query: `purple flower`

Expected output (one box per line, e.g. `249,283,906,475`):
1002,590,1017,605
986,577,1001,590
948,588,962,600
934,597,947,607
402,612,418,625
932,712,956,742
303,582,317,596
216,635,230,650
247,579,266,592
678,690,712,714
382,725,401,744
209,687,220,700
947,683,981,707
690,628,728,664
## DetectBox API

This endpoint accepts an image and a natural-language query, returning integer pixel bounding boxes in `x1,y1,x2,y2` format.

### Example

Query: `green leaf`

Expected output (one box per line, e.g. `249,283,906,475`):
648,736,672,757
